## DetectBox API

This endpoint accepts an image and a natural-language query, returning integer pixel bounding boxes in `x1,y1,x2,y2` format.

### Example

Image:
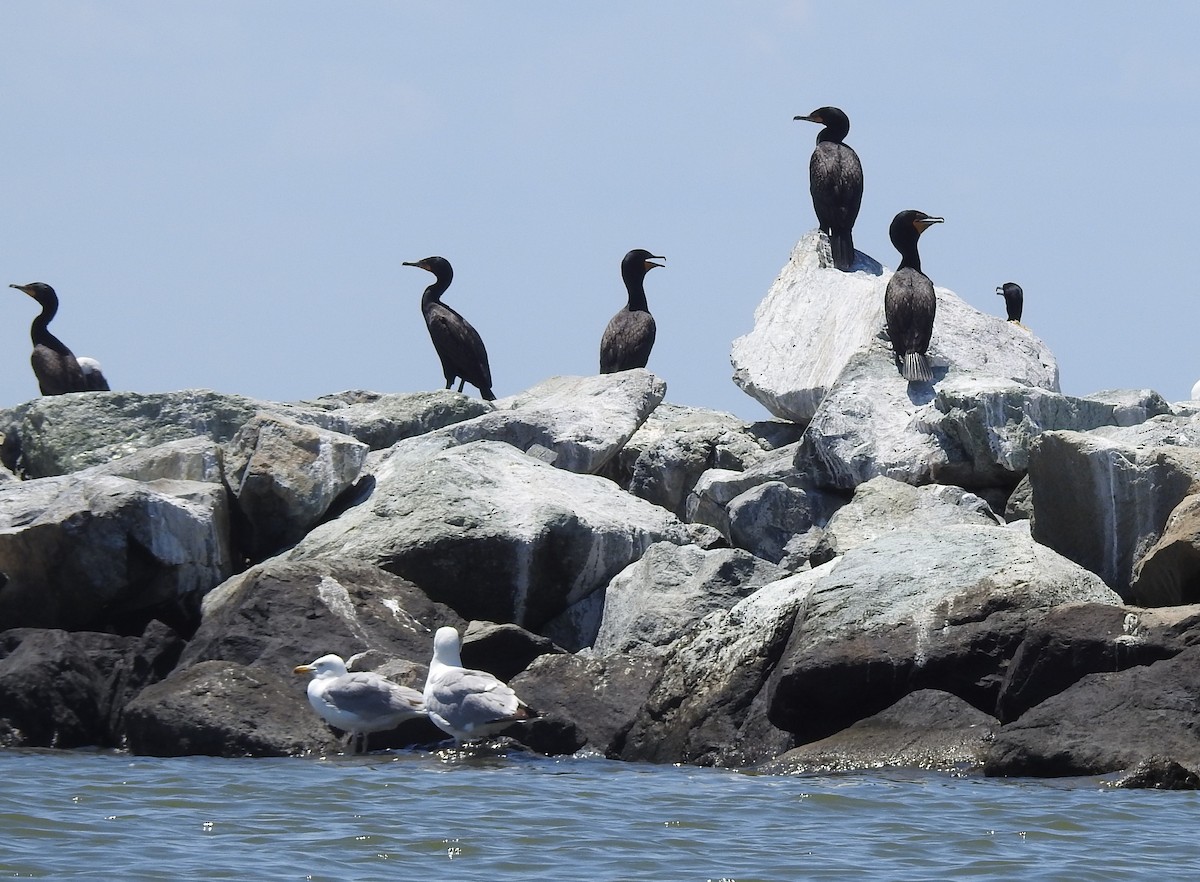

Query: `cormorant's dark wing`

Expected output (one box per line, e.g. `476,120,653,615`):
599,309,656,373
884,268,937,356
809,142,863,231
424,302,493,391
31,344,86,396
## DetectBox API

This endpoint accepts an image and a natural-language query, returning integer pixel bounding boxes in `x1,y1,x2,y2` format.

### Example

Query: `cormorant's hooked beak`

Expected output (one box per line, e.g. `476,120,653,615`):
645,256,665,271
10,283,32,297
402,260,429,273
794,113,821,124
995,287,1004,296
915,217,944,233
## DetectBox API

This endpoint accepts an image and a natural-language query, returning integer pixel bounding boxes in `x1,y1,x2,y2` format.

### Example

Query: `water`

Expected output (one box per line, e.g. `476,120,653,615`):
1,748,1197,881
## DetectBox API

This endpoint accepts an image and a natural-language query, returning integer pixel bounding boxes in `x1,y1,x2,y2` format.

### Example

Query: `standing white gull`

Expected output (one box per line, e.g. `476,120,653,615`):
423,626,537,745
293,653,426,754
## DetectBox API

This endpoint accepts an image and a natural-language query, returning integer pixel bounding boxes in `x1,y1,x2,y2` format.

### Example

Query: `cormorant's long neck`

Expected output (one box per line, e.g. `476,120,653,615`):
31,298,65,349
816,121,849,145
420,272,452,308
622,268,649,312
896,240,922,274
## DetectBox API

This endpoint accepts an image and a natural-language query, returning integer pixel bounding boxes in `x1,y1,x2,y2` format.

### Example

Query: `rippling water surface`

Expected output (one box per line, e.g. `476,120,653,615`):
2,748,1198,880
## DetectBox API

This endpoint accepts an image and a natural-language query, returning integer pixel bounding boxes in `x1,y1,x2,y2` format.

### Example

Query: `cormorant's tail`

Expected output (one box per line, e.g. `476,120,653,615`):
831,229,855,272
481,387,497,401
900,352,933,383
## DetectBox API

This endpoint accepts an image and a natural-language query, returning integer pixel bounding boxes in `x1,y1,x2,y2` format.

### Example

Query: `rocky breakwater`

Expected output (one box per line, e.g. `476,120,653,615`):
5,232,1200,784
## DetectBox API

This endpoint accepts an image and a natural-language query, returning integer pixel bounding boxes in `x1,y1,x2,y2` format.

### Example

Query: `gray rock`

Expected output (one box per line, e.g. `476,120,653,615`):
511,651,664,757
0,624,183,749
593,542,785,657
816,476,1000,560
447,371,665,474
1029,423,1200,597
0,473,232,633
795,357,1166,494
1130,494,1200,606
762,690,998,774
223,414,369,560
984,646,1200,777
1114,757,1200,789
767,525,1120,745
726,482,820,563
731,230,1059,424
88,436,227,484
181,558,466,674
461,620,565,682
122,660,338,757
598,403,793,517
685,443,818,538
289,439,695,632
0,388,490,478
995,603,1200,722
1004,474,1033,522
620,568,825,766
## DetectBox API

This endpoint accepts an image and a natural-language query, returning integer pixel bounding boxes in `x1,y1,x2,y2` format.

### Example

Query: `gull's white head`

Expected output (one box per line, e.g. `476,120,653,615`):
432,626,463,666
293,654,349,679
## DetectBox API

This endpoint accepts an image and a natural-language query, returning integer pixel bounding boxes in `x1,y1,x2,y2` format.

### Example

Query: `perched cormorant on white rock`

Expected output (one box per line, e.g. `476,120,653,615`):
884,210,943,383
402,256,496,401
794,106,863,272
423,626,536,745
600,249,665,374
11,282,98,395
294,654,426,754
996,282,1024,324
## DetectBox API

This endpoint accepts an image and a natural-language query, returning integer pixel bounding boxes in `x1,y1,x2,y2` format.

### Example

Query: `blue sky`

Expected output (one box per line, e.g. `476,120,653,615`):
3,3,1197,420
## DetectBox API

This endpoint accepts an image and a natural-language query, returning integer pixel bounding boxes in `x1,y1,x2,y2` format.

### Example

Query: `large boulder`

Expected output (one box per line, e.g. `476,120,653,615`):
731,230,1059,424
289,439,699,632
0,624,183,748
179,558,466,674
448,371,666,474
762,690,998,774
593,542,785,657
598,403,798,517
1029,421,1200,597
0,473,232,634
995,603,1200,722
511,651,665,757
1130,494,1200,606
122,660,338,757
984,646,1200,777
0,388,489,478
222,414,369,560
794,365,1168,494
815,476,1000,560
767,525,1121,745
619,568,825,767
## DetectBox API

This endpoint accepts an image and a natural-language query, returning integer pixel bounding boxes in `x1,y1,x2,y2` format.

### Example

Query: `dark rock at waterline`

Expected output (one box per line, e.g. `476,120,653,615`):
177,559,466,675
0,623,183,748
1114,756,1200,790
510,651,665,758
994,603,1190,723
762,690,998,774
123,660,337,757
766,526,1118,745
984,645,1200,777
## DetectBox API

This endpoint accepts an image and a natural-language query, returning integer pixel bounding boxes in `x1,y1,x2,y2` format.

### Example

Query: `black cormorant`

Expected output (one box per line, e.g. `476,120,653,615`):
600,249,664,374
996,282,1023,323
883,211,944,383
402,256,495,401
11,282,91,395
794,106,863,272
